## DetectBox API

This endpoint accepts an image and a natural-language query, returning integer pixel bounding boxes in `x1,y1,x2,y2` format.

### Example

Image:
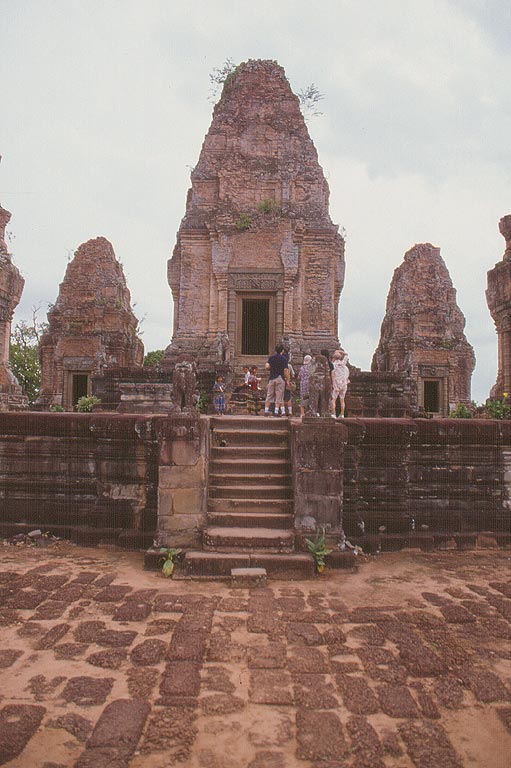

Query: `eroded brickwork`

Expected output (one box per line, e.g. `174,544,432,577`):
487,215,511,398
0,205,27,411
372,243,474,415
38,237,143,409
165,59,345,367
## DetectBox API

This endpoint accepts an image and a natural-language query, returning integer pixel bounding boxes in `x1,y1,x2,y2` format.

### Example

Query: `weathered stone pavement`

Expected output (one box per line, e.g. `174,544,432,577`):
0,544,511,767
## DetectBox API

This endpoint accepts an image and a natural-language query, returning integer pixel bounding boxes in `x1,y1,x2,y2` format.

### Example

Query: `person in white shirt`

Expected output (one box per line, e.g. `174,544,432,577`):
331,349,349,418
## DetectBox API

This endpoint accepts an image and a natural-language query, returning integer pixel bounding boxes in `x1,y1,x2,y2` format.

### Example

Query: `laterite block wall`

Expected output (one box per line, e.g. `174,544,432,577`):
0,413,159,547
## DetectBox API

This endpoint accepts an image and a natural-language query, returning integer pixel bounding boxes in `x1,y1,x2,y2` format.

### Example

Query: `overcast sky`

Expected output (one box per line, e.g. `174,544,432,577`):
2,0,510,403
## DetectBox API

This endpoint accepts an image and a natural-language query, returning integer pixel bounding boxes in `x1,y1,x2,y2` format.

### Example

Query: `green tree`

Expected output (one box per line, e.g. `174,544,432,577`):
9,311,47,405
144,349,165,367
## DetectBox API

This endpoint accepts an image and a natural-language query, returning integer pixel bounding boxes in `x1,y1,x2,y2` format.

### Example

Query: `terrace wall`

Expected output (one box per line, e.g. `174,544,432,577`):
0,415,510,551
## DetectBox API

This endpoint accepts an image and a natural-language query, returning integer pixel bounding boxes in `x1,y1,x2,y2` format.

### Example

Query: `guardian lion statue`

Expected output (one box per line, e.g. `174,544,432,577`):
307,354,332,417
171,360,198,413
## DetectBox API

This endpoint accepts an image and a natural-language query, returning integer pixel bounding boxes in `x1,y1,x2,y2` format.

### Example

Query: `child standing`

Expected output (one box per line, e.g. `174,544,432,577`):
212,375,226,415
247,366,261,415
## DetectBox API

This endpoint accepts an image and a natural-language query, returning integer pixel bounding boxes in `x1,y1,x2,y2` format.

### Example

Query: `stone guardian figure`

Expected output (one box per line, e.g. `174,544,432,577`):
171,360,198,413
307,353,332,417
217,331,230,363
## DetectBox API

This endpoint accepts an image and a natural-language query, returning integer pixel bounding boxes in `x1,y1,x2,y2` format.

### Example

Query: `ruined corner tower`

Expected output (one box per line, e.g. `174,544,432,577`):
0,205,27,410
487,214,511,399
372,243,475,415
38,237,144,410
164,59,345,369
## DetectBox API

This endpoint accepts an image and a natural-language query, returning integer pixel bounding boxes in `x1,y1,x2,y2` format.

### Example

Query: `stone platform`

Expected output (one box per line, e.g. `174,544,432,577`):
1,542,511,767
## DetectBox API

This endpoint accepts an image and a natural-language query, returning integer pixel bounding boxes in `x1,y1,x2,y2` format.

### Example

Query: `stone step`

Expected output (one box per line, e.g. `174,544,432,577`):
212,429,289,447
209,484,293,500
207,511,294,529
211,446,290,461
231,567,267,588
184,551,314,579
211,416,289,431
208,472,292,487
210,459,291,475
203,526,295,552
208,498,294,514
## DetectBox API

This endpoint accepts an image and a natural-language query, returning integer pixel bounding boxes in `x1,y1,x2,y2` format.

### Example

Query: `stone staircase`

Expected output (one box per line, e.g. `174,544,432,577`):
184,416,314,578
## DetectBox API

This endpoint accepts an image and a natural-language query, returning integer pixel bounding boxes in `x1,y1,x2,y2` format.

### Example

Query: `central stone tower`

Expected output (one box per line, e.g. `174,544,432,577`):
164,60,345,368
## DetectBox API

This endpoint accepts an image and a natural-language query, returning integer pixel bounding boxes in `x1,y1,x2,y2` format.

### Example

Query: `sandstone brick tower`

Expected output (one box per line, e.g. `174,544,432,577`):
164,60,345,368
372,243,475,415
0,205,27,410
38,237,144,410
486,214,511,399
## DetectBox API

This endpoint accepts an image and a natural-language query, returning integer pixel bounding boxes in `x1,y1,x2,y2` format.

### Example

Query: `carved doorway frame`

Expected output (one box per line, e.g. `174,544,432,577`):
235,292,276,360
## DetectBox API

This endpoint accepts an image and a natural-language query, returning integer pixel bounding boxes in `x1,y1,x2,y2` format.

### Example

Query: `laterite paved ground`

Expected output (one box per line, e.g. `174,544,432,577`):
0,544,511,767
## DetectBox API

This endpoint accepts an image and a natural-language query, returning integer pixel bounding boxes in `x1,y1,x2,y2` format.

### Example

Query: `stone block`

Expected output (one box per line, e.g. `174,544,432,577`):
231,568,267,588
158,458,205,489
296,495,342,529
325,551,357,569
157,490,173,518
169,439,201,466
160,512,203,531
171,489,203,516
296,470,343,496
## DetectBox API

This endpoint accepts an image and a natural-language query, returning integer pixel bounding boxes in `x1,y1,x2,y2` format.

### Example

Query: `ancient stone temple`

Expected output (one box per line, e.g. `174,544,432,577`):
164,59,345,369
0,205,27,411
37,237,144,410
487,215,511,399
372,243,475,415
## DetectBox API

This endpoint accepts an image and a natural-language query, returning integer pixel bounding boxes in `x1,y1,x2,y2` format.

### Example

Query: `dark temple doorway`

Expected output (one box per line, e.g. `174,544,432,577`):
241,298,269,355
423,379,440,413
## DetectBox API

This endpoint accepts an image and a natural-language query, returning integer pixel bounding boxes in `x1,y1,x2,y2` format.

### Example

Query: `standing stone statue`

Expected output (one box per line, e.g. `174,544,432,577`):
171,360,198,413
307,354,332,417
217,331,230,363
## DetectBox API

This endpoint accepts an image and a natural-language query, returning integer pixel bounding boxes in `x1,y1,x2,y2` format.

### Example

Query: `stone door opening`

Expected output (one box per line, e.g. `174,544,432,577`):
70,373,89,408
242,298,269,355
423,379,441,413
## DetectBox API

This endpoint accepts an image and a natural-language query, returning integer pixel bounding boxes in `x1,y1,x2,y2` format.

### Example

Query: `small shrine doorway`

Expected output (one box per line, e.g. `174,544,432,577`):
66,371,91,410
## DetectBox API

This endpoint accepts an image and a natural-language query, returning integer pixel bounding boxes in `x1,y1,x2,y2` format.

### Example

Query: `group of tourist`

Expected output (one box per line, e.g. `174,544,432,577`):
211,345,349,417
265,345,349,418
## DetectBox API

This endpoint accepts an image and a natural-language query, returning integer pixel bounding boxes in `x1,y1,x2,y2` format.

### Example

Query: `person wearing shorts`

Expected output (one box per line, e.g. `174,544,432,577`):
331,349,349,418
264,344,289,417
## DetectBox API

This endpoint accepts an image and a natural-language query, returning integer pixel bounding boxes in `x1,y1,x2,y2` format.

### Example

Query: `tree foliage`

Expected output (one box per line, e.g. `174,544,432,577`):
297,83,324,119
143,349,165,367
208,60,324,122
9,310,47,405
208,58,238,102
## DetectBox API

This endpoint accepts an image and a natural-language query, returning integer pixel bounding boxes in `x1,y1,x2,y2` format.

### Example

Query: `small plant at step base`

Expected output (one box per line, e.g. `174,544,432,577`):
160,547,183,578
49,404,64,412
76,396,101,413
305,529,333,573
